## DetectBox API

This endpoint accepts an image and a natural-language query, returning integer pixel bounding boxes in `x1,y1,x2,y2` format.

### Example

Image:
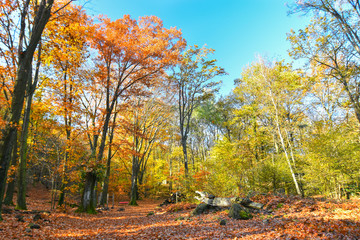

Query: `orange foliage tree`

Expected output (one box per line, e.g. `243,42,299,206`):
41,1,91,207
77,15,185,212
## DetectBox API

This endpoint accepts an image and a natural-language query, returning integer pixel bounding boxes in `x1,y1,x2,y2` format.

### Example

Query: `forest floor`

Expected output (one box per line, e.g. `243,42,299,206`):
1,184,360,239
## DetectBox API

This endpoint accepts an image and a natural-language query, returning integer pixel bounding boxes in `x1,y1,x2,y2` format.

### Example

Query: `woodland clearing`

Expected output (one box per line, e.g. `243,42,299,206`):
0,184,360,239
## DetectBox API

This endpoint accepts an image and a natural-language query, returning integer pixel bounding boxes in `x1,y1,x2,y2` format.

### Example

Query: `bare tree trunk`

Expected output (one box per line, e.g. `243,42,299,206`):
269,89,302,196
129,156,139,206
17,43,42,210
100,111,117,206
80,170,97,213
4,137,18,206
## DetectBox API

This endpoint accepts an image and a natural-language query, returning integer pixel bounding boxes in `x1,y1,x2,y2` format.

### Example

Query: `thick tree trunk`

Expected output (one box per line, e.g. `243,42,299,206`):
80,170,97,213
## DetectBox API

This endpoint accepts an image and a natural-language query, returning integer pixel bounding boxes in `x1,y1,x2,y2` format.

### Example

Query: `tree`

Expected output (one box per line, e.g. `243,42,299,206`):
41,2,90,207
126,96,172,205
0,0,57,220
289,0,360,123
171,45,225,177
232,57,306,195
78,15,185,212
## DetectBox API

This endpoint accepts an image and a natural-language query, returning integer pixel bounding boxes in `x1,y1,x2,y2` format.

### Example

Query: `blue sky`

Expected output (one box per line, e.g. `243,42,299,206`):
85,0,310,96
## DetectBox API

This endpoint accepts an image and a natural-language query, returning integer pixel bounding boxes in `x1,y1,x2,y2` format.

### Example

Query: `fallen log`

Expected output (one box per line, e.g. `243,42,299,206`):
195,191,264,209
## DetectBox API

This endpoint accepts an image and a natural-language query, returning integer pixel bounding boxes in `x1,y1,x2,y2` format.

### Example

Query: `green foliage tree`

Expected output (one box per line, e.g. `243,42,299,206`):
171,45,226,177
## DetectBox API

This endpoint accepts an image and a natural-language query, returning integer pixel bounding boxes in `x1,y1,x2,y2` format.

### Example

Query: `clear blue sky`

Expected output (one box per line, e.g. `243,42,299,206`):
84,0,310,96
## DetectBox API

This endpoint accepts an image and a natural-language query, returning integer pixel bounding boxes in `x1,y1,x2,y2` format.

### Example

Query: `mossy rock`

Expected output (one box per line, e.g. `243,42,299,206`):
192,203,209,216
219,219,227,225
228,203,252,220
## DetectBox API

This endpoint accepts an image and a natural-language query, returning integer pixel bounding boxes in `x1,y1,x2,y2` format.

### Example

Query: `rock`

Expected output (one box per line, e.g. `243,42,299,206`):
240,197,264,209
228,203,253,220
117,208,125,211
29,223,40,229
219,219,227,225
212,197,238,207
246,202,264,209
195,191,243,207
25,228,31,233
192,203,209,216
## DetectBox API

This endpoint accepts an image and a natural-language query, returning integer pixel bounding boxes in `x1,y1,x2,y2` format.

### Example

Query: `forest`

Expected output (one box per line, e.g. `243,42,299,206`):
1,0,360,239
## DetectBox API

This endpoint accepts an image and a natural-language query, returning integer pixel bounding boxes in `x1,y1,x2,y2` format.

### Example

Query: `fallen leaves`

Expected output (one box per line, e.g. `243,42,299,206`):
1,189,360,239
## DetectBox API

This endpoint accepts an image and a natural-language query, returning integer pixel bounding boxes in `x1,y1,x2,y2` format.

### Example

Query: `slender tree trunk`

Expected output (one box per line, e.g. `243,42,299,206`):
99,148,111,206
169,153,173,192
4,138,18,206
100,108,117,206
129,156,139,206
269,89,302,196
57,150,68,207
181,138,188,176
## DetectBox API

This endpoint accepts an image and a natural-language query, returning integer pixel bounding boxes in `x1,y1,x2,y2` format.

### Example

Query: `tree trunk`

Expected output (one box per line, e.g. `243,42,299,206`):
16,70,35,210
4,138,18,206
0,0,54,220
181,138,189,176
80,170,97,213
129,156,139,206
0,58,32,217
269,89,302,196
99,152,111,206
100,111,117,206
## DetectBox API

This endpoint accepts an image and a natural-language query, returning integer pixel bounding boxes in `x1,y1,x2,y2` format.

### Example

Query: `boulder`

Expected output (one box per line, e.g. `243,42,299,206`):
192,203,209,216
228,203,252,220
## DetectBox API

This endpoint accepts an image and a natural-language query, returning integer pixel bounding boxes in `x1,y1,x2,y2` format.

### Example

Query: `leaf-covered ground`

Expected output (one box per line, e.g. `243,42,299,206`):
1,185,360,239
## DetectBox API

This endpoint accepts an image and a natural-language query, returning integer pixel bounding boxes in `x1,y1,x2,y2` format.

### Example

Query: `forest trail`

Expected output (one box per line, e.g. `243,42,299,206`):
1,184,360,239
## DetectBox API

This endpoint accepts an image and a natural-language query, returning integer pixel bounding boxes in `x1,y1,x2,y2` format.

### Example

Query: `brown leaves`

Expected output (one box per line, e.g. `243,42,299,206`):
2,189,360,239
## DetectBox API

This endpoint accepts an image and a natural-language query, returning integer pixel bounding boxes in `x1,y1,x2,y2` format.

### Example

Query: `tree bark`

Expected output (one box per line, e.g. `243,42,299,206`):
129,156,139,206
99,113,116,206
80,170,97,213
4,137,18,206
17,43,41,210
